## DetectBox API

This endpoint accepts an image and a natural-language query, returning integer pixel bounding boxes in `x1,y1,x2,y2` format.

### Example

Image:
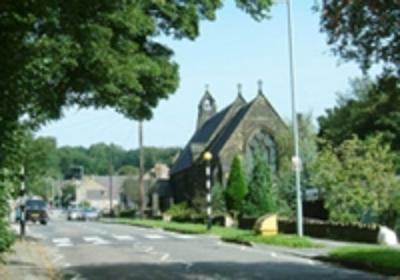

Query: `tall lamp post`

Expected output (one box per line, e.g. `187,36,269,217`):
285,0,303,236
203,151,213,230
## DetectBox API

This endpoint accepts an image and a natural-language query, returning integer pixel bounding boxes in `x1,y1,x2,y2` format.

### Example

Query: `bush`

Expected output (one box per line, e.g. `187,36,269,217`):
165,202,196,220
119,209,137,218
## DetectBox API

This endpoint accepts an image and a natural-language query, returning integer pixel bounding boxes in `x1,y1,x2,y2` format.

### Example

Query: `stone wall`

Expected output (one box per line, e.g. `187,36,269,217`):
238,217,379,243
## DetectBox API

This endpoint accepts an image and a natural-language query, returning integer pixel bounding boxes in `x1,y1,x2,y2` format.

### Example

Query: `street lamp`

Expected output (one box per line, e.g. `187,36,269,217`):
285,0,303,236
203,151,213,230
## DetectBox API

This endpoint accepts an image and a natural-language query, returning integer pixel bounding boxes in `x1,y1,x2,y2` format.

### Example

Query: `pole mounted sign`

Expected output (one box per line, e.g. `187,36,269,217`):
291,156,302,172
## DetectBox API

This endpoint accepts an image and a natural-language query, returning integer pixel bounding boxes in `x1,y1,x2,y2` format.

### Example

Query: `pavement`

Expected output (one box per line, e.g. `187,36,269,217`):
1,212,390,280
0,237,58,280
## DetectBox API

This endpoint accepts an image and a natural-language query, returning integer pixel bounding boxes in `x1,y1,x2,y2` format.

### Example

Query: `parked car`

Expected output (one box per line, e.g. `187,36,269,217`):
83,207,101,221
25,199,49,225
67,208,85,221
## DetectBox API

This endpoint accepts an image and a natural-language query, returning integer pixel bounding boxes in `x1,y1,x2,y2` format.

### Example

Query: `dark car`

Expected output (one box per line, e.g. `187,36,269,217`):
25,199,49,225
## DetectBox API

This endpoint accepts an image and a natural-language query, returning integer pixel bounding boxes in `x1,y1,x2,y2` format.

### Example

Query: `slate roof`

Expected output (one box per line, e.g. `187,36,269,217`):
171,94,251,175
170,104,233,174
209,101,253,156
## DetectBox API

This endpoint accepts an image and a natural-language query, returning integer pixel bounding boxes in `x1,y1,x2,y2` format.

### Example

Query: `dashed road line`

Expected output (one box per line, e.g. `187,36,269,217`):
160,253,170,262
83,236,110,245
52,238,73,247
112,234,135,241
144,234,165,240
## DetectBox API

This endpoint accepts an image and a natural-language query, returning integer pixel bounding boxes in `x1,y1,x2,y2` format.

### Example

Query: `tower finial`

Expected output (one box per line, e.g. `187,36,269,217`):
257,80,263,94
205,83,210,92
237,83,242,95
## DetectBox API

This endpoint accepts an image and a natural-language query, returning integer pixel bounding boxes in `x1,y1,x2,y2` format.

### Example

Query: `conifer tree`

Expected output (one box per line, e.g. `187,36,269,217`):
244,152,276,217
225,155,248,215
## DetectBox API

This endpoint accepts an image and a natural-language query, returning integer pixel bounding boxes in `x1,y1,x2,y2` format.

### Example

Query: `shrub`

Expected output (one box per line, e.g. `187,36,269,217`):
119,209,137,218
165,202,196,220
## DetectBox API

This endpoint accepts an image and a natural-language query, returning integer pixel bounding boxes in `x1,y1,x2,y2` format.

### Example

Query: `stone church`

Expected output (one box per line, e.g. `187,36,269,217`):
170,83,287,206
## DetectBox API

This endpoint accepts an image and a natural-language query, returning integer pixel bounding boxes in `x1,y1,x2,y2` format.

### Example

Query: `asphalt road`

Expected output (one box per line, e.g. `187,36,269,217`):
25,213,386,280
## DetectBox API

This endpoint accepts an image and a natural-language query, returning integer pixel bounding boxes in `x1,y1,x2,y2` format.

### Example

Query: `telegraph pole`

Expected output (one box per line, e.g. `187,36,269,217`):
138,121,145,219
109,146,114,217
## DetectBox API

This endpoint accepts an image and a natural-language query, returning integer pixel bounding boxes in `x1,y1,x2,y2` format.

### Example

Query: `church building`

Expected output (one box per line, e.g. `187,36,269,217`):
170,82,287,207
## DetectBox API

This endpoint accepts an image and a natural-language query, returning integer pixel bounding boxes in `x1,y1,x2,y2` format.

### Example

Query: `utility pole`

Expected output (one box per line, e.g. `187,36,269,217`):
109,146,114,217
19,166,26,239
138,121,145,219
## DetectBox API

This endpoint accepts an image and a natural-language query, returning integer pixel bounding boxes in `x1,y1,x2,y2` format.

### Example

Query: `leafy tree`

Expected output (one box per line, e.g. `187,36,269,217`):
315,1,399,74
22,135,61,198
318,76,400,168
0,0,274,254
225,155,248,215
311,135,400,227
118,165,139,176
61,183,76,208
243,152,276,217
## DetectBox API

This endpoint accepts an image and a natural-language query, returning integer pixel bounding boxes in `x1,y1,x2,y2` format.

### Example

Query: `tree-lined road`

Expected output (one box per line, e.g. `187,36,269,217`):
22,214,384,280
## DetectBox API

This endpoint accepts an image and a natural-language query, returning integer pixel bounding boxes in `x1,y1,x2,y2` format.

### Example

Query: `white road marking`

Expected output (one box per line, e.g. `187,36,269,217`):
52,238,73,247
172,234,195,240
83,236,110,245
160,253,170,262
112,234,134,241
308,260,315,265
144,234,165,240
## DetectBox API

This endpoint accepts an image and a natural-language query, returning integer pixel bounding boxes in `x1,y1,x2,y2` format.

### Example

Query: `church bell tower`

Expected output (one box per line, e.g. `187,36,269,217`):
197,85,217,130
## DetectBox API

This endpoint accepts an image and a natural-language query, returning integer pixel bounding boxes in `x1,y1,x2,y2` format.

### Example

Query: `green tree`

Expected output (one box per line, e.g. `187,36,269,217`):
243,152,276,217
225,155,248,215
315,1,399,74
276,113,318,216
118,165,139,176
319,77,400,154
22,135,61,198
61,183,76,208
311,135,400,227
0,0,274,254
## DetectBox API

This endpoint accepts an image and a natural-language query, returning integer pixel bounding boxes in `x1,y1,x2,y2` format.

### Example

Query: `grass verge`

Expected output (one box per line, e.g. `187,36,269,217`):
321,245,400,276
105,218,319,248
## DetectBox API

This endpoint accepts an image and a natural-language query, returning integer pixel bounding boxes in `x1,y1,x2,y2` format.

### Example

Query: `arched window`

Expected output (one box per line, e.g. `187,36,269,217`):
245,130,277,173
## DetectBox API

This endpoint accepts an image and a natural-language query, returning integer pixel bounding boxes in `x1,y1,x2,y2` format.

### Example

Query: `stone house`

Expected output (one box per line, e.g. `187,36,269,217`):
170,83,287,207
74,176,127,212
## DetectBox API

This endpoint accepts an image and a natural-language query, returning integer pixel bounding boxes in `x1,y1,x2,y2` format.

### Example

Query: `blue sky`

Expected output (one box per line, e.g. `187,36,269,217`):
37,1,372,149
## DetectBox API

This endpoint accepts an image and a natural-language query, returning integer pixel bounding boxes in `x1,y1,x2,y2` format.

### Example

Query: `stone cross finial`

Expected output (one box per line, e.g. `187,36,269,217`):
205,84,210,92
237,83,242,95
257,80,263,93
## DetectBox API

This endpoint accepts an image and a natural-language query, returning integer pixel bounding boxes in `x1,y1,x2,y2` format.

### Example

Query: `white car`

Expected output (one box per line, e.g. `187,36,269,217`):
67,208,84,221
